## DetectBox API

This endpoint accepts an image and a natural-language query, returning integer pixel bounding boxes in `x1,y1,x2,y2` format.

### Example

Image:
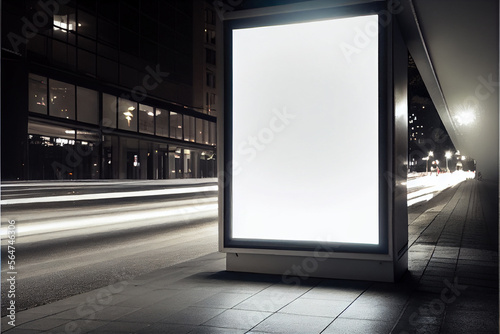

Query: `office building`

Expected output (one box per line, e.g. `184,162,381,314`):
1,0,217,180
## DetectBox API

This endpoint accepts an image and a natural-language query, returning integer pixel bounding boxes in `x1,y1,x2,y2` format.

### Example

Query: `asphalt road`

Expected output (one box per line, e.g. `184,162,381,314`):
1,180,218,317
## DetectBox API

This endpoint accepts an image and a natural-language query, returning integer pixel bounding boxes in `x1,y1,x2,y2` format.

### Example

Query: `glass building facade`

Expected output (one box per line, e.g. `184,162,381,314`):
2,0,217,180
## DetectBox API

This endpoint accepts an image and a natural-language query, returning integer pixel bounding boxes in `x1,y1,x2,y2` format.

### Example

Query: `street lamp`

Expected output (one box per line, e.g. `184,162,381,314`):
445,151,452,172
423,156,429,173
427,151,434,174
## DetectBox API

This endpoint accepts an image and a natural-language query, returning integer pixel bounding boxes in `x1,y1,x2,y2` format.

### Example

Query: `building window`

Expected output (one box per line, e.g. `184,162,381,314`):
206,93,216,114
170,111,183,140
156,108,169,137
205,29,216,44
118,97,137,131
184,115,195,142
205,8,215,25
206,48,216,65
29,74,48,115
49,79,75,120
54,13,76,31
168,146,182,179
206,72,216,88
77,10,97,38
102,93,117,128
184,148,192,178
196,118,203,143
203,120,210,145
139,104,155,135
77,87,99,124
209,121,217,146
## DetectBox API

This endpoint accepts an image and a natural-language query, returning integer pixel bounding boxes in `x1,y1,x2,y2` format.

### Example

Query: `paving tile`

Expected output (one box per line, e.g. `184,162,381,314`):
194,292,253,308
114,288,181,307
18,303,75,316
252,313,332,334
47,308,82,320
202,309,271,330
88,305,140,321
43,319,108,333
279,298,351,318
119,285,157,296
2,311,48,326
156,287,220,306
13,317,68,331
87,320,151,333
1,328,42,334
189,326,247,334
458,248,498,261
339,302,403,322
352,290,410,307
135,323,195,334
113,304,175,324
446,291,498,312
440,309,498,333
233,290,299,312
159,306,226,325
391,322,441,334
300,286,362,302
392,297,444,334
459,276,498,289
322,317,394,334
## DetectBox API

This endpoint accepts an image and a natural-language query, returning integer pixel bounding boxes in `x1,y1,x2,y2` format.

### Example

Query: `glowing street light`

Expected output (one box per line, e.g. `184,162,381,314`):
423,151,434,174
445,151,453,172
427,151,434,174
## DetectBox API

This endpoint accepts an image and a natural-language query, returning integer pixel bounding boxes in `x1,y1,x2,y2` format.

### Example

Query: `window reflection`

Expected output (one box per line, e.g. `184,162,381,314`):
29,74,47,115
184,115,195,142
118,98,137,131
77,87,98,124
196,118,203,143
209,121,217,146
139,104,154,135
184,149,192,178
78,10,96,38
168,146,182,179
49,79,75,120
156,108,169,137
170,112,183,140
53,13,76,31
102,93,117,128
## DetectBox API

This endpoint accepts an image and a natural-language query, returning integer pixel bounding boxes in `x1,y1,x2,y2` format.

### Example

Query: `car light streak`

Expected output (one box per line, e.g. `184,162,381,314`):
1,185,218,206
0,203,218,237
407,171,474,206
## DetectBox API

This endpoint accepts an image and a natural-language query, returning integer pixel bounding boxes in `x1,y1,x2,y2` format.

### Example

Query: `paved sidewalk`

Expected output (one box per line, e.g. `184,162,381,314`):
1,179,498,333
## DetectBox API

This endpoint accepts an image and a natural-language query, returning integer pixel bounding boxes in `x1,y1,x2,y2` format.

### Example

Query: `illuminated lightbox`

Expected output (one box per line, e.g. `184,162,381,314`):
227,14,384,251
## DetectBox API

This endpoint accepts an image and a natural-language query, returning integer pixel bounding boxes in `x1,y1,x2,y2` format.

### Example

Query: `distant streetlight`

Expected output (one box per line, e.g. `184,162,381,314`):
445,151,453,172
424,151,434,174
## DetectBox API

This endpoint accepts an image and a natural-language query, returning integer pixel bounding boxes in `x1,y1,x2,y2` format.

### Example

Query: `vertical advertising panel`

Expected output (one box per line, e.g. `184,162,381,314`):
227,13,385,253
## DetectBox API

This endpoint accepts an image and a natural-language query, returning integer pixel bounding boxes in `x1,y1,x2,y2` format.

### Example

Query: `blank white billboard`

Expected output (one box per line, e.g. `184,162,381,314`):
231,15,380,245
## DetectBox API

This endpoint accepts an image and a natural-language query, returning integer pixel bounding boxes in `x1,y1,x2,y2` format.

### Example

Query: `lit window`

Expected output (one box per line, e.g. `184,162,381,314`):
49,79,75,120
29,74,48,115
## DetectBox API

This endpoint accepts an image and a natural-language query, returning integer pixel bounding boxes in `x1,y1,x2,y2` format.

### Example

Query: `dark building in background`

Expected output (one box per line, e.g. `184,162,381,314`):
1,0,217,180
407,55,471,173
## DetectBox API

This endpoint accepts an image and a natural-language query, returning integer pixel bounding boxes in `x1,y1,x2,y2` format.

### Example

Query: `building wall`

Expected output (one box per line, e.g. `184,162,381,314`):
193,0,218,117
1,0,217,180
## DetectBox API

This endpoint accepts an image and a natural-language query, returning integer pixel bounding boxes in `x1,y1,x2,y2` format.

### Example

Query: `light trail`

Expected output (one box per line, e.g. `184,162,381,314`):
0,200,218,237
407,171,474,206
1,185,218,206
